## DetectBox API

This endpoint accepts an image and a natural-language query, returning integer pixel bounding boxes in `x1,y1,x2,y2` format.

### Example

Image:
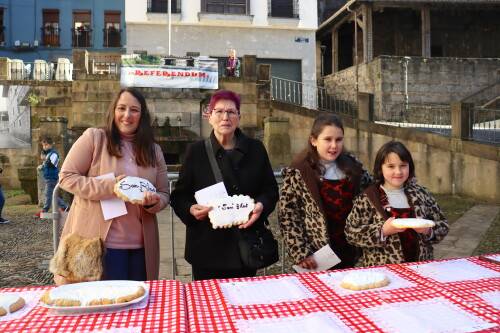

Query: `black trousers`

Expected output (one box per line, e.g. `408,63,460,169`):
192,266,257,281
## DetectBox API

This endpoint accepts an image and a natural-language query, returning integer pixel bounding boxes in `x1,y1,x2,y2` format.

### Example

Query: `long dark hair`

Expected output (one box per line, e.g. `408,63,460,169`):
306,114,363,182
105,88,157,167
373,141,415,185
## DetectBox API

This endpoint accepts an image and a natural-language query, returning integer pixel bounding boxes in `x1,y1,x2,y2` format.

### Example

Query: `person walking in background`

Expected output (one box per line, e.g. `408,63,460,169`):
0,166,10,224
35,136,68,217
345,141,449,266
225,49,240,77
279,114,371,270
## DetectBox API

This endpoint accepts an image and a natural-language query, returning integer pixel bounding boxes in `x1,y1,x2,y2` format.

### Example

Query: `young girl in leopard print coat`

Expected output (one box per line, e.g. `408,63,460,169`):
345,141,449,267
279,115,371,271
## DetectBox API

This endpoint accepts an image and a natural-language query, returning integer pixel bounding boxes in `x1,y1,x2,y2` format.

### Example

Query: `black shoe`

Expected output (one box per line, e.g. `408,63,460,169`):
0,217,10,224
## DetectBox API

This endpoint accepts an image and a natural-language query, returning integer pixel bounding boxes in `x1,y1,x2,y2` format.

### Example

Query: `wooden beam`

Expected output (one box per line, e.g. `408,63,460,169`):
332,28,339,73
421,6,431,58
362,4,373,63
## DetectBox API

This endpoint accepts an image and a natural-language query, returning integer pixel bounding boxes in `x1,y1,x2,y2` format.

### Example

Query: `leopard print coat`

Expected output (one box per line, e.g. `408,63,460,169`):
278,157,371,265
345,180,449,267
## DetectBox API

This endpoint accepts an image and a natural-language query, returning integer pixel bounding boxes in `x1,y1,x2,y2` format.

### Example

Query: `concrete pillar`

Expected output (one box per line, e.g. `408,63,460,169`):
358,92,374,121
251,0,268,26
362,4,373,63
242,55,257,82
421,6,431,58
181,0,199,23
72,49,89,79
263,117,291,169
332,28,338,73
0,58,10,80
451,102,473,140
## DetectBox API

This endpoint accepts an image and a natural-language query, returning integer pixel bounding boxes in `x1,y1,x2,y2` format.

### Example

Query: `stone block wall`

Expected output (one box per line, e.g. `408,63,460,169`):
324,56,500,120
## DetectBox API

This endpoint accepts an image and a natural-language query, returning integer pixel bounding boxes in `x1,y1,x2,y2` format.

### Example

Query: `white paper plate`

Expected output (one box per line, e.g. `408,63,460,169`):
40,280,149,314
392,218,435,228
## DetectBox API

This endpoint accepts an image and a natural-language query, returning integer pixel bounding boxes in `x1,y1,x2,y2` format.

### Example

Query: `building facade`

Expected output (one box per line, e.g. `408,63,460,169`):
0,0,125,62
125,0,317,88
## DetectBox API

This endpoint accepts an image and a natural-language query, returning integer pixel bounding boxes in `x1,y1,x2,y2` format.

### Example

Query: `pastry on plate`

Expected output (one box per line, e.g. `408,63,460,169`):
0,294,25,316
392,218,435,229
114,176,156,204
340,271,390,291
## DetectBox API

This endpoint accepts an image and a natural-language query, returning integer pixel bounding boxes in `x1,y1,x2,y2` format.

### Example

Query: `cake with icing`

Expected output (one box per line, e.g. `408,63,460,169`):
340,271,390,291
208,195,255,229
0,294,25,316
114,176,156,204
392,218,435,229
40,283,146,307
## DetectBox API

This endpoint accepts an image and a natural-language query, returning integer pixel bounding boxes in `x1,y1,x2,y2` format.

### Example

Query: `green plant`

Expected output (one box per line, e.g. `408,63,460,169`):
26,93,41,106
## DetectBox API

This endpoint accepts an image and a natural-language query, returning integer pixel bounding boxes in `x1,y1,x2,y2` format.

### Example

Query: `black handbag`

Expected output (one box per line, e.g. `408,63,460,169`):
204,138,279,270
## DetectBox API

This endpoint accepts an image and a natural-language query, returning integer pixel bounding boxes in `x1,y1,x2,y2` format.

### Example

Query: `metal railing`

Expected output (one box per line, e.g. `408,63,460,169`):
377,103,452,136
51,171,288,280
71,28,92,47
41,26,60,47
6,60,73,81
271,76,357,117
103,28,122,47
469,107,500,145
147,0,181,13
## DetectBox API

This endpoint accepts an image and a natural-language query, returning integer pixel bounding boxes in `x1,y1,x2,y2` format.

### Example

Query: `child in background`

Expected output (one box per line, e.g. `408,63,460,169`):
279,114,371,270
0,167,10,224
345,141,449,267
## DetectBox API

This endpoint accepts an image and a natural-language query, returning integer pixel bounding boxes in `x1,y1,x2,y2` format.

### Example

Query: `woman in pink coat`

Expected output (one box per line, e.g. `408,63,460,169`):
56,88,169,283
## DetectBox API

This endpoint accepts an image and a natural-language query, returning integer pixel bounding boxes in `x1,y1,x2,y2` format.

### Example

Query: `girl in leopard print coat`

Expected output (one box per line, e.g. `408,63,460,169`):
345,141,449,267
279,115,371,270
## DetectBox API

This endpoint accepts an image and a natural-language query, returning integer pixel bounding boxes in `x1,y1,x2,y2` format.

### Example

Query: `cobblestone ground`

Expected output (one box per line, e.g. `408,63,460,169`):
0,210,54,288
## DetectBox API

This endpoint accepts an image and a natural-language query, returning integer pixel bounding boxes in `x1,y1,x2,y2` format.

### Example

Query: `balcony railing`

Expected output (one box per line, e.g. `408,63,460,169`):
41,26,60,47
147,0,181,13
103,28,122,47
71,28,92,48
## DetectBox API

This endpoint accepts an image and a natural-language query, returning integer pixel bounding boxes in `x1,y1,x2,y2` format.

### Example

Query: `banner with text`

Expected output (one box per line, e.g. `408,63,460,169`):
120,64,218,89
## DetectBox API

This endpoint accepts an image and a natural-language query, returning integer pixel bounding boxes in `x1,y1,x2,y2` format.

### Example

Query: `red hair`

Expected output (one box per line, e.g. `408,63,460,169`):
207,90,241,114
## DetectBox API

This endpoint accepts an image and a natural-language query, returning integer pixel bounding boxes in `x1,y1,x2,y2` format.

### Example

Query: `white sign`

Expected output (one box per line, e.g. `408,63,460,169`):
120,65,218,89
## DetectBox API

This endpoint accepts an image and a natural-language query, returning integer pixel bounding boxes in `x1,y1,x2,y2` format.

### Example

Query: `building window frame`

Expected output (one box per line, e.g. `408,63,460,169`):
268,0,299,19
147,0,181,13
0,8,5,46
72,10,92,48
41,9,60,47
202,0,249,15
103,10,121,47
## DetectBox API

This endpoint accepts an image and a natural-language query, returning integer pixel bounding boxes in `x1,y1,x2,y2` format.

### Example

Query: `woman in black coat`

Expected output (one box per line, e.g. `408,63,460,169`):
170,90,278,280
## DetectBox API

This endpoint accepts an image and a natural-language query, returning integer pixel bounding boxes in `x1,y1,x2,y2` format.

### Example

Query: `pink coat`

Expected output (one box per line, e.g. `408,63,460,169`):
59,128,169,280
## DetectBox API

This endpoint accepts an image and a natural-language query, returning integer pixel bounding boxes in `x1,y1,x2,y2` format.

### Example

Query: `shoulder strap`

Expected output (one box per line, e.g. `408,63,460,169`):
204,138,223,183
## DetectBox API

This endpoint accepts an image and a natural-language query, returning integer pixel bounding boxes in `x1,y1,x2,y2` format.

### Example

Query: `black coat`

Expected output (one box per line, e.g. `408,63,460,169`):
171,129,279,270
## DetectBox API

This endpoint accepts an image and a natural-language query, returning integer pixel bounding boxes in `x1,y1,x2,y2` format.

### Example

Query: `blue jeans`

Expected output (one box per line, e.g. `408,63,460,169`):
43,179,67,212
103,248,147,281
0,186,4,217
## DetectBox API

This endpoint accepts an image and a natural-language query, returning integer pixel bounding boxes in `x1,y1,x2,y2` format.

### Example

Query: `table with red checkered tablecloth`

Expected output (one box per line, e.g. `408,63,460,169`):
185,256,500,333
0,280,187,333
1,256,499,333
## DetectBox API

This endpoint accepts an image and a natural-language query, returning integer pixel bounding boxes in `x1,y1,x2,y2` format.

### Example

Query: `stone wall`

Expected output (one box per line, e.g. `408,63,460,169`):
323,56,500,119
271,100,500,203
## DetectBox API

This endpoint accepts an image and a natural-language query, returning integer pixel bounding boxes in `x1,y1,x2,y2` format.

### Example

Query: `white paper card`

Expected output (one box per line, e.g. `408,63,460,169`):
478,291,500,310
292,245,341,273
220,276,316,306
317,267,415,296
235,312,354,333
408,259,500,283
97,173,127,220
0,290,44,322
194,182,228,205
362,297,496,333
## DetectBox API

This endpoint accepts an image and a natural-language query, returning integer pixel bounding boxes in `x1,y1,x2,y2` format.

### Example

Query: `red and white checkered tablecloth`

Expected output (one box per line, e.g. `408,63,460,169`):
185,256,500,333
0,280,187,333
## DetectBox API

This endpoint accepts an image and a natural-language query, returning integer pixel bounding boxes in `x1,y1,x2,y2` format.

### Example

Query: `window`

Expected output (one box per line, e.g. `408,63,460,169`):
269,0,298,18
42,9,60,46
103,11,121,47
202,0,248,15
0,8,4,46
147,0,180,13
72,11,92,47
